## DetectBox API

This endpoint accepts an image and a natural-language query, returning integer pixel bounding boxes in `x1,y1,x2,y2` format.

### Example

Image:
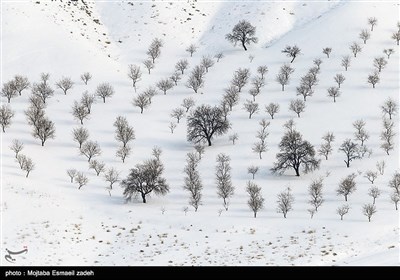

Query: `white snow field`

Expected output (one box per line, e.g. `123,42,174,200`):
1,0,399,266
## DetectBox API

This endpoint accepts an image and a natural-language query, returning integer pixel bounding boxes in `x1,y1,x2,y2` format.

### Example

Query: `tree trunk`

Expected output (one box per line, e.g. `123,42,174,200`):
207,138,212,146
259,153,262,160
368,217,371,222
341,215,343,220
290,56,295,63
141,193,147,203
372,84,375,88
252,174,255,179
327,54,330,58
284,213,287,218
41,140,45,146
242,40,247,51
2,126,4,133
80,119,83,125
345,195,348,202
103,97,106,103
26,171,30,178
253,211,256,218
373,197,376,205
282,84,284,91
297,113,300,118
345,159,350,168
294,167,300,177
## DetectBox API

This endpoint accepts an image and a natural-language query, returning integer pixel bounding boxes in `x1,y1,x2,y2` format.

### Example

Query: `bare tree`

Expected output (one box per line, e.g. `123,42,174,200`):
89,160,105,176
265,103,279,119
353,119,369,146
16,154,27,169
289,99,306,117
170,108,185,124
341,55,351,71
337,204,350,220
72,101,89,125
380,118,395,155
116,145,131,163
389,172,400,195
143,59,155,74
339,139,360,168
10,139,24,158
300,73,318,91
1,81,18,103
0,104,15,132
175,59,189,75
114,116,135,148
75,172,89,190
272,121,320,176
251,76,265,94
229,133,239,145
322,47,332,58
194,144,205,160
247,165,259,180
223,86,240,111
32,116,56,146
313,58,323,70
170,72,181,86
201,55,215,73
350,42,362,57
392,30,400,45
231,68,250,92
318,132,335,160
25,95,45,129
252,118,269,159
133,93,150,114
147,38,163,63
383,48,395,59
248,54,255,62
277,187,294,218
215,153,234,211
381,97,398,120
182,97,195,113
373,57,387,73
186,44,198,57
186,65,205,93
122,157,169,203
308,178,324,212
327,87,340,103
391,192,399,210
56,77,74,95
359,29,371,44
80,140,101,162
246,181,264,218
368,186,381,204
67,169,77,183
40,73,50,85
257,65,268,79
215,52,224,62
368,17,378,31
187,105,230,146
276,73,289,91
80,72,92,85
364,170,378,184
95,83,114,103
248,88,259,102
169,122,177,134
334,74,346,88
362,203,376,222
104,167,120,190
13,75,30,95
128,64,142,91
156,79,174,94
21,156,34,178
31,82,54,104
72,127,89,149
183,152,203,211
243,100,259,119
308,66,320,80
225,20,258,51
282,45,301,63
143,86,157,104
376,160,385,175
337,174,357,201
296,85,313,102
81,91,96,114
361,58,376,78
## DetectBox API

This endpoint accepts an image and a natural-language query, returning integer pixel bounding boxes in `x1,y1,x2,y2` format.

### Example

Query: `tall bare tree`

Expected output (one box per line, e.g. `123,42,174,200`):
225,20,258,51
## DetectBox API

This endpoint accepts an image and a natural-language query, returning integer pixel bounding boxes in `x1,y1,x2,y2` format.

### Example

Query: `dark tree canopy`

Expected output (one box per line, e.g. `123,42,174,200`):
271,122,320,176
187,105,230,146
225,20,258,51
121,158,169,203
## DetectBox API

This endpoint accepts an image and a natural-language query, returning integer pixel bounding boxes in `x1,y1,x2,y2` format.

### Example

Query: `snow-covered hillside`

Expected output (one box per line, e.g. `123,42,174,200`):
1,0,399,266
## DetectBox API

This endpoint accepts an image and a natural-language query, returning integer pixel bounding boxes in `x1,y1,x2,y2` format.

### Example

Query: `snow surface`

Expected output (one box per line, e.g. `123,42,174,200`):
1,0,399,266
